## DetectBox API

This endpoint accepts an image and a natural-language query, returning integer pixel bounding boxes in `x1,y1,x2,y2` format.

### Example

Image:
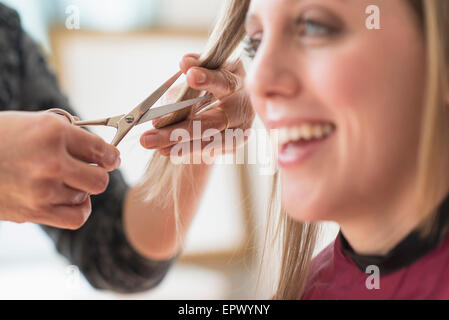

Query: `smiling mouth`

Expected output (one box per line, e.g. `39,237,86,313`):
276,122,336,167
277,122,335,145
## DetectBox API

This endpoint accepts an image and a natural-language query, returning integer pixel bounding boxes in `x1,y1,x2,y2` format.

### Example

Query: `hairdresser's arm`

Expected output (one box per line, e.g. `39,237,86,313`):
125,54,254,259
10,12,177,292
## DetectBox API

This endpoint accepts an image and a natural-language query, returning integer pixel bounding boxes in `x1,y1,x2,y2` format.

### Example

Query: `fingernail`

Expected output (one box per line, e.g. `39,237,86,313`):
104,151,118,166
194,70,207,84
143,134,159,148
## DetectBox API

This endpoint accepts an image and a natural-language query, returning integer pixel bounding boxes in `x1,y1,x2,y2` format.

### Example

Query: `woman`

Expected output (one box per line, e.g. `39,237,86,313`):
150,0,449,299
246,0,449,299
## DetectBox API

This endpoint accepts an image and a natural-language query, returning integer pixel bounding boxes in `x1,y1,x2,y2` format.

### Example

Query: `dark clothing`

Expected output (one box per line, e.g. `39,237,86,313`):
0,3,175,293
302,193,449,299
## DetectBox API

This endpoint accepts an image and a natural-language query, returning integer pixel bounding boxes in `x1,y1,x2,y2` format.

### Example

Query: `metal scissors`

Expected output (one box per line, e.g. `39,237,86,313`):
47,71,213,146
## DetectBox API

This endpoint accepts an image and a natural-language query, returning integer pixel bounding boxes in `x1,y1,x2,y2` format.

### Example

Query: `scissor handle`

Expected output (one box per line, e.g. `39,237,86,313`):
47,108,77,124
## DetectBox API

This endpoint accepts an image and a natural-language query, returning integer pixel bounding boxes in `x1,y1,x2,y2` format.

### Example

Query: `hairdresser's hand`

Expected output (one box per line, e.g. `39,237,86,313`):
140,53,255,158
0,111,121,229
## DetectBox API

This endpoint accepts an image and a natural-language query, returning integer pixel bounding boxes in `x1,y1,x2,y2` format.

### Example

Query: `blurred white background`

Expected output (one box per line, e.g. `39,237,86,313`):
0,0,339,299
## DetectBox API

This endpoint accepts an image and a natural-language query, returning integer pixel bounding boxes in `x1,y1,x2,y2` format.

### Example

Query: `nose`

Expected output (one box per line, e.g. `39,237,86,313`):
245,36,301,100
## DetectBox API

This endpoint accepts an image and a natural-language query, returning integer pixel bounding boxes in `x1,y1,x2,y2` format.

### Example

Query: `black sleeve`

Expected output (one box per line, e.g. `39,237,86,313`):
5,6,177,293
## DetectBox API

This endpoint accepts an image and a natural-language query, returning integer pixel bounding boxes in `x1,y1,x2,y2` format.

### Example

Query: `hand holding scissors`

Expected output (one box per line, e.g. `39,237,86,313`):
48,71,213,147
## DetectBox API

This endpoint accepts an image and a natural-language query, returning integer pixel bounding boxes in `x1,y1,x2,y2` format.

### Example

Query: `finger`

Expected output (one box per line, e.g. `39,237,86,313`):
65,126,121,171
62,155,110,195
186,66,243,97
42,198,92,230
28,179,86,207
141,107,231,150
179,53,201,74
50,184,89,206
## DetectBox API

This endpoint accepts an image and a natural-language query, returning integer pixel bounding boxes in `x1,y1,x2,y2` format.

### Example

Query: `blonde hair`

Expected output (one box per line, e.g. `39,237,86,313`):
136,0,250,247
415,0,449,235
138,0,449,299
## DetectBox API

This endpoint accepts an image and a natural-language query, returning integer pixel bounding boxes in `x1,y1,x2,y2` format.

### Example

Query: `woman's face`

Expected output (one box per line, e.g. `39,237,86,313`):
245,0,426,222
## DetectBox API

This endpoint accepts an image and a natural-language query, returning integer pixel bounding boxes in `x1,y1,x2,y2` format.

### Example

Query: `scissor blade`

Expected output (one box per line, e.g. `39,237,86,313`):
136,95,214,125
110,71,183,146
136,71,183,115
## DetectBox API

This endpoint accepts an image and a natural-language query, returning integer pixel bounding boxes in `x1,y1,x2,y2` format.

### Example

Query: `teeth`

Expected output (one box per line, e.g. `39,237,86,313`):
301,124,312,140
276,123,335,145
313,125,323,139
323,123,333,135
290,127,301,141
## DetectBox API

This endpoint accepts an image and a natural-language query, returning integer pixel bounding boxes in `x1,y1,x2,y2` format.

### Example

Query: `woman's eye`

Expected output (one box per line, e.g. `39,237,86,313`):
299,19,336,37
244,36,261,59
243,14,340,59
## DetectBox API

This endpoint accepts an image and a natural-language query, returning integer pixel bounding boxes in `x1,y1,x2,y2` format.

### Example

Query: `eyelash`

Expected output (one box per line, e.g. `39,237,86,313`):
243,36,260,59
244,19,337,59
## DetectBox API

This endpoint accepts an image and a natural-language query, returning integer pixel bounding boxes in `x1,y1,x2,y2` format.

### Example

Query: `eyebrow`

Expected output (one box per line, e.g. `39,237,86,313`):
245,0,349,30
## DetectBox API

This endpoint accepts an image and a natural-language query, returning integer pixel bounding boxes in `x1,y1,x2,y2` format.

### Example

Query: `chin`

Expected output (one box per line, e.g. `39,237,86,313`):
282,200,329,222
281,181,335,222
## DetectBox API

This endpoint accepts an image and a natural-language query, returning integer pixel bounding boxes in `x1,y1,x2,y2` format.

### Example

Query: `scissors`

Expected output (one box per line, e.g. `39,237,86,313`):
47,71,213,146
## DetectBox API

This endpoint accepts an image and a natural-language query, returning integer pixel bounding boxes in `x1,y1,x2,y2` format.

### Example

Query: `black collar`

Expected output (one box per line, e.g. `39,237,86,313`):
339,193,449,275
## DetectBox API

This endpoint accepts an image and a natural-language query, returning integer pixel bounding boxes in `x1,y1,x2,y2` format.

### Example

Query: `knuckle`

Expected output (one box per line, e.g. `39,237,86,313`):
38,112,60,125
44,186,57,203
34,156,64,178
37,115,68,148
31,180,56,204
44,114,66,134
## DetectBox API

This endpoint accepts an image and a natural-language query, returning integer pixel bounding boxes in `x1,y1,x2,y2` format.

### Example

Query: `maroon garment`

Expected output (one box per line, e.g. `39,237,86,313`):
301,230,449,299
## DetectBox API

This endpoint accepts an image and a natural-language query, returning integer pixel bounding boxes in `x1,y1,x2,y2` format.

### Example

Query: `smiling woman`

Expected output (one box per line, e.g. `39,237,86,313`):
176,0,449,300
243,0,449,299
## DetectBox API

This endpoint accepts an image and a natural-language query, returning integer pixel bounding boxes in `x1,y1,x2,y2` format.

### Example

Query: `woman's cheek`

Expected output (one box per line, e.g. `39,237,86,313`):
305,50,385,159
303,52,388,195
304,51,375,115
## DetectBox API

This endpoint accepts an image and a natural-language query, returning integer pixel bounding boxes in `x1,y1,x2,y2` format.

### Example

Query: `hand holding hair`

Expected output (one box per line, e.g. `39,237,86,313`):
140,53,254,157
